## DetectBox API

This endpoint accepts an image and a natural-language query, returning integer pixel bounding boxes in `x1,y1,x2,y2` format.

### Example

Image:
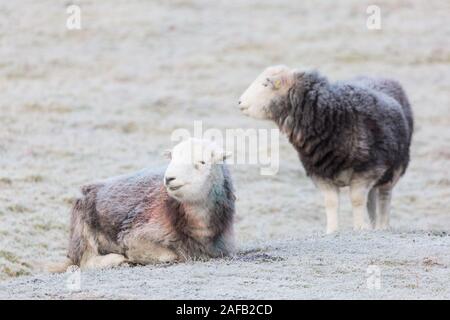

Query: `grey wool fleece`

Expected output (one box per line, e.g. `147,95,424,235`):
68,165,235,265
269,71,414,185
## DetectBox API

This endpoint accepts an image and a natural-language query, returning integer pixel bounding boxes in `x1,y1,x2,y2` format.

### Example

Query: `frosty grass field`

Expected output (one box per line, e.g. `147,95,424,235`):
0,0,449,299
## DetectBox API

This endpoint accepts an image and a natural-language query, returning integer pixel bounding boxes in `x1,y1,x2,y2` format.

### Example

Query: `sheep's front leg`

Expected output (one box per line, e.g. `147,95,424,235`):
126,242,179,264
350,181,372,230
81,253,127,270
376,186,392,230
316,181,340,234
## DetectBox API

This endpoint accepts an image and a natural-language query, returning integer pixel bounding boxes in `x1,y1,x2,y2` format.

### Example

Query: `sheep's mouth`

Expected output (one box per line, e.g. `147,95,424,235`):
168,185,183,191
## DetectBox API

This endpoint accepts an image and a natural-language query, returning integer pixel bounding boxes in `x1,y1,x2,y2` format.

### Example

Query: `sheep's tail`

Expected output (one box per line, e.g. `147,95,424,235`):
355,76,414,138
400,97,414,139
46,258,74,274
381,78,414,137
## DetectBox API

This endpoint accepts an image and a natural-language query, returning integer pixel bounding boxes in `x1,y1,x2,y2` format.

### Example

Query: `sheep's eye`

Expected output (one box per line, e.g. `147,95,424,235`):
194,161,206,170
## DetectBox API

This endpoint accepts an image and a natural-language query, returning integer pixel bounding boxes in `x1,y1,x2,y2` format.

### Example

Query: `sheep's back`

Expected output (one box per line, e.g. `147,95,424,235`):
351,76,413,137
289,73,413,180
330,79,412,176
87,168,165,242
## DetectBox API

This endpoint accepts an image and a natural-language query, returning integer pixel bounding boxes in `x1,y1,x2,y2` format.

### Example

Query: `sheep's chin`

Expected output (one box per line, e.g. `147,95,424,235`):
242,105,271,120
165,188,184,201
166,188,203,203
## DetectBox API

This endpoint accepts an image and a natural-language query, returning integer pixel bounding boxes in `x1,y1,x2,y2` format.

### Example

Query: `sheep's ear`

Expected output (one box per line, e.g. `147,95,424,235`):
212,150,232,163
223,151,232,161
162,149,172,160
292,69,305,78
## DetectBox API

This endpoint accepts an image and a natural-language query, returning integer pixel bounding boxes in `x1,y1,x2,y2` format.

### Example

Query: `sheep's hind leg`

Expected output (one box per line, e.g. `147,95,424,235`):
81,253,127,270
316,181,340,234
367,187,378,229
350,181,372,231
376,185,392,230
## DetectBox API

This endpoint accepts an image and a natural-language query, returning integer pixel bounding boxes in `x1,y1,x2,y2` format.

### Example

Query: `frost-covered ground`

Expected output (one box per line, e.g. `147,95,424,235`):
0,0,449,299
1,231,450,299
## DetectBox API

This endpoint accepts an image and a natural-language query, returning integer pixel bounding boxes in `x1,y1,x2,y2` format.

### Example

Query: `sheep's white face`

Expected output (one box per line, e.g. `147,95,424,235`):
164,138,229,203
238,65,295,119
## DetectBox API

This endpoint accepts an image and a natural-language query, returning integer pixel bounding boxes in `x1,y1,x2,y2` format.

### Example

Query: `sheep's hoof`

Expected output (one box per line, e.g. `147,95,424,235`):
353,223,370,231
157,252,179,263
326,225,339,234
375,225,390,231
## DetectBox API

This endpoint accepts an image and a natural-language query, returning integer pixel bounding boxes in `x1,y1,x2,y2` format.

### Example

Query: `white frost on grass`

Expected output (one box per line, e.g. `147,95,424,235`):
0,0,449,299
1,231,449,299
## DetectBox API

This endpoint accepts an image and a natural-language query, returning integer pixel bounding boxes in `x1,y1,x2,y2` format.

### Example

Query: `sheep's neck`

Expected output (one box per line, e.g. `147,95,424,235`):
272,81,321,149
164,167,235,258
271,73,341,176
182,204,214,240
178,185,222,241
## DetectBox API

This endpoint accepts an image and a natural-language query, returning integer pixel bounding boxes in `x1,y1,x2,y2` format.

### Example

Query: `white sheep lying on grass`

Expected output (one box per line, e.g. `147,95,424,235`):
54,138,235,271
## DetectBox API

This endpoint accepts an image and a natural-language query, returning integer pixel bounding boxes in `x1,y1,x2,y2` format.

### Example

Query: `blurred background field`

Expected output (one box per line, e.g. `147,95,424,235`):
0,0,449,281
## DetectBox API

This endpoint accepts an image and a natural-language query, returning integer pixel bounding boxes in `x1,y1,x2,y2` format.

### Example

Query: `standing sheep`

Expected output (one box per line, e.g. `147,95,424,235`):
61,138,235,270
238,65,413,233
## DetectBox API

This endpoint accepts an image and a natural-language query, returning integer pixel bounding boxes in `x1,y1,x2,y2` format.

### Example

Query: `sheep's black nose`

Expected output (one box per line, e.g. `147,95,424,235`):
238,100,242,105
165,177,176,185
